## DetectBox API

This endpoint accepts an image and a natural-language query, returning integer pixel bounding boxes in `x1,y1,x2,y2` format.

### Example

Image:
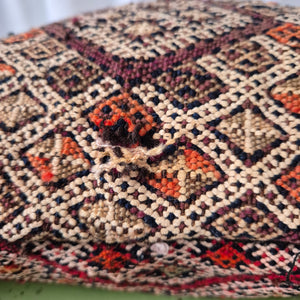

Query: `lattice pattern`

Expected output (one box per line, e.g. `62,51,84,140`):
0,0,299,298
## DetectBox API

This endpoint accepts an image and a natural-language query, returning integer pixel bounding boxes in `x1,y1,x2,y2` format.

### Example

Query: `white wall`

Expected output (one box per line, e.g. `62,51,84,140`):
0,0,299,38
0,0,144,38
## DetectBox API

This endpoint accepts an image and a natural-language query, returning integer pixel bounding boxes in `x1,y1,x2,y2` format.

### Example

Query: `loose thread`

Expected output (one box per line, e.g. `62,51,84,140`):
286,251,300,286
92,137,166,180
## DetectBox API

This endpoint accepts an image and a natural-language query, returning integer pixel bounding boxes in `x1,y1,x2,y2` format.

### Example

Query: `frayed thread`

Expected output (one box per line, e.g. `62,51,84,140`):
91,137,165,179
285,251,300,286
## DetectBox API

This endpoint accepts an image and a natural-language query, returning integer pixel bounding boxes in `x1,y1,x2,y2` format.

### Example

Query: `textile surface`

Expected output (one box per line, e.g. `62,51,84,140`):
0,0,299,297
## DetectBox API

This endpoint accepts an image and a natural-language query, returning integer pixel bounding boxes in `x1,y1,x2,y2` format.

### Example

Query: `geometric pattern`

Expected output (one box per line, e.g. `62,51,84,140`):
46,57,104,99
1,238,300,298
270,74,300,115
0,89,46,133
61,5,253,60
202,240,251,269
0,61,15,84
275,165,300,202
79,187,152,243
25,132,90,183
207,189,286,240
148,140,225,202
213,99,288,166
216,40,280,77
217,109,280,152
267,23,300,51
156,64,227,107
0,0,300,298
20,37,65,61
88,93,159,147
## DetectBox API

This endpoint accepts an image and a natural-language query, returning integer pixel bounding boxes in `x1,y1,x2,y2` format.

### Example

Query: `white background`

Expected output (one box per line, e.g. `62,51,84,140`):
0,0,299,38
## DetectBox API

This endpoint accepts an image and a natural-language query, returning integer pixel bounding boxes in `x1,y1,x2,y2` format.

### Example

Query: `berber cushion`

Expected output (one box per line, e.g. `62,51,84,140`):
0,0,299,298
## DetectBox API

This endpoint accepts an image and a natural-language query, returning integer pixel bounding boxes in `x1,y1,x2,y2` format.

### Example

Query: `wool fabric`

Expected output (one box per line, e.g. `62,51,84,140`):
0,0,300,298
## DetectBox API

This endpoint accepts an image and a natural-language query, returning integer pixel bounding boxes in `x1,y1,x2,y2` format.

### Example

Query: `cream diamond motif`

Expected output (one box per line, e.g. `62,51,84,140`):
0,92,45,132
217,109,282,154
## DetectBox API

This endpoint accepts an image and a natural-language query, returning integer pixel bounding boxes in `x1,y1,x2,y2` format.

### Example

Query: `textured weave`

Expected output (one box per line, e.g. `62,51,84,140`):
0,0,300,298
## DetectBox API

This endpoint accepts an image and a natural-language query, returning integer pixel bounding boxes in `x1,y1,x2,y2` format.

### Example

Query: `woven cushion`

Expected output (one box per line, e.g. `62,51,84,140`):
0,0,300,297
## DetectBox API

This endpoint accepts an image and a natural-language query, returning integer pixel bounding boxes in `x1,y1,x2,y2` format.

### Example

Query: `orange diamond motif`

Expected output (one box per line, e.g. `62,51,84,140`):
267,23,300,49
184,149,221,179
26,135,90,183
88,246,131,272
26,154,53,182
149,172,181,198
89,93,157,147
271,76,300,115
203,242,251,269
148,141,224,202
276,165,300,202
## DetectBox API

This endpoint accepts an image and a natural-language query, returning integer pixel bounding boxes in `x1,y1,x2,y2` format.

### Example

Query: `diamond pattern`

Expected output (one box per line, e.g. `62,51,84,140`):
210,100,288,166
0,1,300,297
276,165,300,202
206,189,285,240
148,139,225,203
0,61,16,86
156,64,227,107
270,75,300,115
216,40,280,77
46,57,103,99
88,92,159,148
20,37,65,61
217,109,282,153
0,90,46,133
25,132,90,183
